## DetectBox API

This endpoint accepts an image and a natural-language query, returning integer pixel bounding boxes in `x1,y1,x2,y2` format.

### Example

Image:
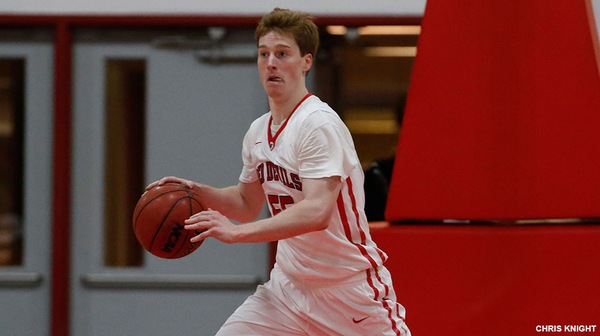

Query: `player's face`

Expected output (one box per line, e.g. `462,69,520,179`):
257,31,313,101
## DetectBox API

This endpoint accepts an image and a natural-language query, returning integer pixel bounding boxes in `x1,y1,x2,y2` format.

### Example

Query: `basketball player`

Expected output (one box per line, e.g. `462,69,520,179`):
148,8,410,336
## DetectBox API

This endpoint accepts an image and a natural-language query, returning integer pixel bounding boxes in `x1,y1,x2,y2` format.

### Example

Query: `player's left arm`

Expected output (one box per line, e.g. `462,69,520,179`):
185,176,342,244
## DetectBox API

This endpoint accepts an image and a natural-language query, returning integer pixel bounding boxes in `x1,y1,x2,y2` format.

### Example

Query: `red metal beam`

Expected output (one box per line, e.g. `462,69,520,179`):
50,20,72,336
0,14,421,28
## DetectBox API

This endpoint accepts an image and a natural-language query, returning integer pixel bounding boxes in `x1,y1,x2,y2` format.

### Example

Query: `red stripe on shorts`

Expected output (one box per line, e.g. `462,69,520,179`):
337,179,401,335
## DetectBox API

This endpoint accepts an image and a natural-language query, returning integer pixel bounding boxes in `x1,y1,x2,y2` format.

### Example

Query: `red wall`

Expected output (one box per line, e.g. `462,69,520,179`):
371,224,600,335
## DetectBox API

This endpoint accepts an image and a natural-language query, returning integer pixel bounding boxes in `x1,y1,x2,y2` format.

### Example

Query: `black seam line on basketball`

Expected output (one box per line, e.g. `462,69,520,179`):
189,197,206,235
148,196,191,253
133,189,188,231
174,195,202,257
147,195,188,251
172,196,195,257
156,194,203,258
184,187,199,198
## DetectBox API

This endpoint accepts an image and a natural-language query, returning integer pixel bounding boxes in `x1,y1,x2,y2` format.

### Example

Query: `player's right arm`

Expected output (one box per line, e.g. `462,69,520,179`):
193,180,265,222
146,176,265,223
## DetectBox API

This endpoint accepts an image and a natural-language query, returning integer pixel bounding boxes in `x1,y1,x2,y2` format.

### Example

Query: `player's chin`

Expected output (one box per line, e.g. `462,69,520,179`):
263,85,285,99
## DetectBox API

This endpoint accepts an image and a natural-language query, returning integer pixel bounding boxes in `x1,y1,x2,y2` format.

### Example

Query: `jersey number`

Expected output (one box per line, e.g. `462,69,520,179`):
267,195,294,215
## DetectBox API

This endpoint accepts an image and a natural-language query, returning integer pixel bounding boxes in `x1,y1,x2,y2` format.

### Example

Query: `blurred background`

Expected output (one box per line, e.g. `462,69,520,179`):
0,2,424,335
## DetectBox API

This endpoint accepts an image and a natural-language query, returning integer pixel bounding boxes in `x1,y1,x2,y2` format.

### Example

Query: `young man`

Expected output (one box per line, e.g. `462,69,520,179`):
148,8,410,336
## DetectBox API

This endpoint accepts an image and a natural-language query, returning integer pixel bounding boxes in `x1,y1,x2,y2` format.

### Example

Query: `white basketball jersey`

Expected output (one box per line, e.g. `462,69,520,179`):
239,94,388,284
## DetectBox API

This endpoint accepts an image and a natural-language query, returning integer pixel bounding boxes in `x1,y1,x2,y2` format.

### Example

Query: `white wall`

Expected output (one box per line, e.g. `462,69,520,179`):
1,0,426,16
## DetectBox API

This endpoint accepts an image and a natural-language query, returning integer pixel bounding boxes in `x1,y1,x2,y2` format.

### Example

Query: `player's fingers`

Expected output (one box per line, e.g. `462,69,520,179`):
183,219,205,230
145,176,176,190
145,176,195,191
184,211,214,230
187,209,216,221
144,180,159,190
159,176,180,185
190,231,208,243
186,213,201,222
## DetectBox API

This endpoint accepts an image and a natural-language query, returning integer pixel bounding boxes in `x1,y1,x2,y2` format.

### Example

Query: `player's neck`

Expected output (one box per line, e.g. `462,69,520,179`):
269,89,309,125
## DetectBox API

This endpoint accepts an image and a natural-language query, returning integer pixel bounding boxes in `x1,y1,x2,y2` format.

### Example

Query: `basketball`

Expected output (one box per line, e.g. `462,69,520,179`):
132,182,205,259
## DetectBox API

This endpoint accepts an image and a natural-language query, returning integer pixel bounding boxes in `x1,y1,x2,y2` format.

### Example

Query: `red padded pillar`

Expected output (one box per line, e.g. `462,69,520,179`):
386,0,600,221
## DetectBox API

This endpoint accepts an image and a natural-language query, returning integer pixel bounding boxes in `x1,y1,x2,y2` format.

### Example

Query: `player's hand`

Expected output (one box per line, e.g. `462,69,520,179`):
145,176,195,191
184,208,238,244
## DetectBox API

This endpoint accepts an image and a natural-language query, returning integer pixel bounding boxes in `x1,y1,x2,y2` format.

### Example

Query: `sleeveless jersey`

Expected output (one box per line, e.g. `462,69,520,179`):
239,94,388,285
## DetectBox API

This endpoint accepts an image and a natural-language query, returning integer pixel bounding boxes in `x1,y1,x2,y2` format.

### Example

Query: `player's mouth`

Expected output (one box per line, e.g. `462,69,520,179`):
267,75,283,83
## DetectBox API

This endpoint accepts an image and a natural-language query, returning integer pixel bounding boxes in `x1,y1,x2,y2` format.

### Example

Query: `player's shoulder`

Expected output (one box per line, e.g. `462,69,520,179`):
298,95,341,124
243,112,270,142
302,95,334,112
248,112,270,129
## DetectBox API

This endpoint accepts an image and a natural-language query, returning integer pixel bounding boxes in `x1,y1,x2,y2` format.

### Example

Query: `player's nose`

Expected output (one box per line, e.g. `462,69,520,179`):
267,54,277,68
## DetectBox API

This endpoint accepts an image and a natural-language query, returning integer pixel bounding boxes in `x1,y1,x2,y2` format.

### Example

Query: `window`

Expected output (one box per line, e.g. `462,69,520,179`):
0,59,24,266
103,59,146,267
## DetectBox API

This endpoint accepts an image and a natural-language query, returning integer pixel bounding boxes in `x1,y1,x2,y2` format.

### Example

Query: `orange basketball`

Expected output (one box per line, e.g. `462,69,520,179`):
132,183,205,259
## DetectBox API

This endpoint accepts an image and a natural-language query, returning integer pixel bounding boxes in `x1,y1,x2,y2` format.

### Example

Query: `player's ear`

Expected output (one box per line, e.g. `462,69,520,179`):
302,53,313,73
